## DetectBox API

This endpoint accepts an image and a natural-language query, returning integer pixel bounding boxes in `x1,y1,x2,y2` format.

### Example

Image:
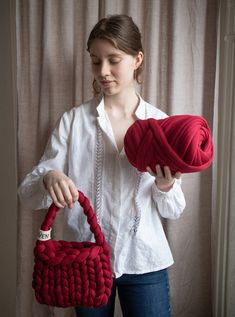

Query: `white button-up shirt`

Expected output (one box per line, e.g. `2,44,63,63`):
18,95,186,278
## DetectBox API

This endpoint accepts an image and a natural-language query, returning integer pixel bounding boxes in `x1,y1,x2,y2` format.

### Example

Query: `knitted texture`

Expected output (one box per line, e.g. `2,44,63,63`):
32,191,113,308
124,115,213,174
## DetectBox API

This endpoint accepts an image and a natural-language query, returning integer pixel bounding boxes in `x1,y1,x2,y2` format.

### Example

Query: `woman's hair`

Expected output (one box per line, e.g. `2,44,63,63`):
87,14,144,94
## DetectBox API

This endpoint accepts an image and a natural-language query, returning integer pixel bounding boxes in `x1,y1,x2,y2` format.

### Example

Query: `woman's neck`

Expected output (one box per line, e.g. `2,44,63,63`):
104,89,139,118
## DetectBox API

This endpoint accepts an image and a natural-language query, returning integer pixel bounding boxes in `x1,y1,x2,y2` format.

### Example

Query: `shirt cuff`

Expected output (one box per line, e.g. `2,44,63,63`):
152,178,181,200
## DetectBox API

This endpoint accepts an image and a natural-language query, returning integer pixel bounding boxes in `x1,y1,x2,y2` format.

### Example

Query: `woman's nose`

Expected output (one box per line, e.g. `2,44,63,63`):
99,61,110,77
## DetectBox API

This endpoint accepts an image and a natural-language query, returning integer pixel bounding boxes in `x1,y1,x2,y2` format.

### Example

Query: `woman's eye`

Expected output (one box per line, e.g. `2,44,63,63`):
91,57,101,65
91,57,121,65
110,58,121,64
92,60,101,65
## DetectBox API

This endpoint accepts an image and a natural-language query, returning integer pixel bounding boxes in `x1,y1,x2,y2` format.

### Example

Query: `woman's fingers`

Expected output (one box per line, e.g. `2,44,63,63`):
48,186,66,208
54,182,68,207
146,165,182,192
156,164,164,178
163,166,173,181
147,165,181,180
59,180,75,208
146,166,155,176
174,171,181,179
43,170,78,208
68,182,79,202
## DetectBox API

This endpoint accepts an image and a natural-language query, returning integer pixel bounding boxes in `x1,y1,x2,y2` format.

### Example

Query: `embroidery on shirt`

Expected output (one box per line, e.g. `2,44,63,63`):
95,122,104,224
131,171,142,234
132,215,141,234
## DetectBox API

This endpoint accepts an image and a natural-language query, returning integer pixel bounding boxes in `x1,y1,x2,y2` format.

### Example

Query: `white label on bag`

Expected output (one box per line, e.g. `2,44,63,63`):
38,228,52,241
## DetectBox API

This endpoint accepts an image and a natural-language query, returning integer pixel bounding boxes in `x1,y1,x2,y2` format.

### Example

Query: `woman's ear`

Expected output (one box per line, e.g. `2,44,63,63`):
135,51,144,69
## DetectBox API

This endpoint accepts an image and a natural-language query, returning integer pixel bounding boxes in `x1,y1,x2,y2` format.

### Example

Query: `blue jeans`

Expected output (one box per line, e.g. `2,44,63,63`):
75,269,171,317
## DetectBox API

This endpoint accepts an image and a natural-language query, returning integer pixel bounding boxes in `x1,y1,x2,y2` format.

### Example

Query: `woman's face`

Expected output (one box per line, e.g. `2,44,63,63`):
89,39,143,96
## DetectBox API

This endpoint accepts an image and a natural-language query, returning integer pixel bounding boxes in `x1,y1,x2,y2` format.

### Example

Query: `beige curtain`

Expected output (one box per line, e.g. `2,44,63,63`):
16,1,218,316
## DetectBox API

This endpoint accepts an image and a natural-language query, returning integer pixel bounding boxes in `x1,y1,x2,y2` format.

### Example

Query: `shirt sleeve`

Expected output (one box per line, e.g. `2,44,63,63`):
18,110,72,210
151,178,186,219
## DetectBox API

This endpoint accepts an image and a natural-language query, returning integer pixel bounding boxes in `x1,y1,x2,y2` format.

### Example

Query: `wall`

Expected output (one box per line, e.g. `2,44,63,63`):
0,0,17,316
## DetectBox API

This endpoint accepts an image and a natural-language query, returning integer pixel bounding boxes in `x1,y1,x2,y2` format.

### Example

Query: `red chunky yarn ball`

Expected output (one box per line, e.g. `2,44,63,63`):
124,115,213,174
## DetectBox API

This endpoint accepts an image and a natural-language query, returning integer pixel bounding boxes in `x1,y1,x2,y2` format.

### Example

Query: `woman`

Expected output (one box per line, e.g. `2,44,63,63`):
19,14,186,317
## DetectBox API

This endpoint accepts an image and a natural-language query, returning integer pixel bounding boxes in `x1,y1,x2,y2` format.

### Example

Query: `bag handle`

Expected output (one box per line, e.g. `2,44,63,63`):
39,190,108,248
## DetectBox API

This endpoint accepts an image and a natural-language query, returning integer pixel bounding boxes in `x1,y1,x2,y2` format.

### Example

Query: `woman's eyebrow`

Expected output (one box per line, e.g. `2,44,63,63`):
108,54,122,58
90,53,122,58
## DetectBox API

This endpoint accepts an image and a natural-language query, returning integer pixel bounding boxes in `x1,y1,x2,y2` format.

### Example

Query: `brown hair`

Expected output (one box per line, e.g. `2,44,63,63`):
87,14,144,94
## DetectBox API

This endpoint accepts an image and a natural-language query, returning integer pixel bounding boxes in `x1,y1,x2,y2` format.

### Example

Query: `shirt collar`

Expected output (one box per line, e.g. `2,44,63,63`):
96,95,105,119
96,94,146,119
135,94,146,119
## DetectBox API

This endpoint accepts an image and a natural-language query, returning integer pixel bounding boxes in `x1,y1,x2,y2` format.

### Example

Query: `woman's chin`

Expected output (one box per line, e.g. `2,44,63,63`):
102,87,119,96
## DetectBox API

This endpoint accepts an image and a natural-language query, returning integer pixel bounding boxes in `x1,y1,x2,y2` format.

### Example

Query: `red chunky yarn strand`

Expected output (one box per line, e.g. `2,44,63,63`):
32,191,113,308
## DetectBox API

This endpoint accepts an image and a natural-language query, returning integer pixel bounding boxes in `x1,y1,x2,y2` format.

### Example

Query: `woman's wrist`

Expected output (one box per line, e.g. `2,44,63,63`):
155,179,175,192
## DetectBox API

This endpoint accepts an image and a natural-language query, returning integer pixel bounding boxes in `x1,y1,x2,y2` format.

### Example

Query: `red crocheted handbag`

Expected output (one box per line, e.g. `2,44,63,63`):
32,190,113,308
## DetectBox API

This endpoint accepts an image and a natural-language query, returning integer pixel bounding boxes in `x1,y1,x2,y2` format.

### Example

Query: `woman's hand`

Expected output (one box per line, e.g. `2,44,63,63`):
43,170,79,208
146,165,181,192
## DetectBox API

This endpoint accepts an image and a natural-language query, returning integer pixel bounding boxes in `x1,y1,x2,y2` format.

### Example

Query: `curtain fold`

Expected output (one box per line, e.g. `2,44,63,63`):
16,1,218,316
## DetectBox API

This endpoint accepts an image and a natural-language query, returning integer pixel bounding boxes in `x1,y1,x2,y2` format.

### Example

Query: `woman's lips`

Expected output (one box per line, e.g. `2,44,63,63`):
100,80,114,87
